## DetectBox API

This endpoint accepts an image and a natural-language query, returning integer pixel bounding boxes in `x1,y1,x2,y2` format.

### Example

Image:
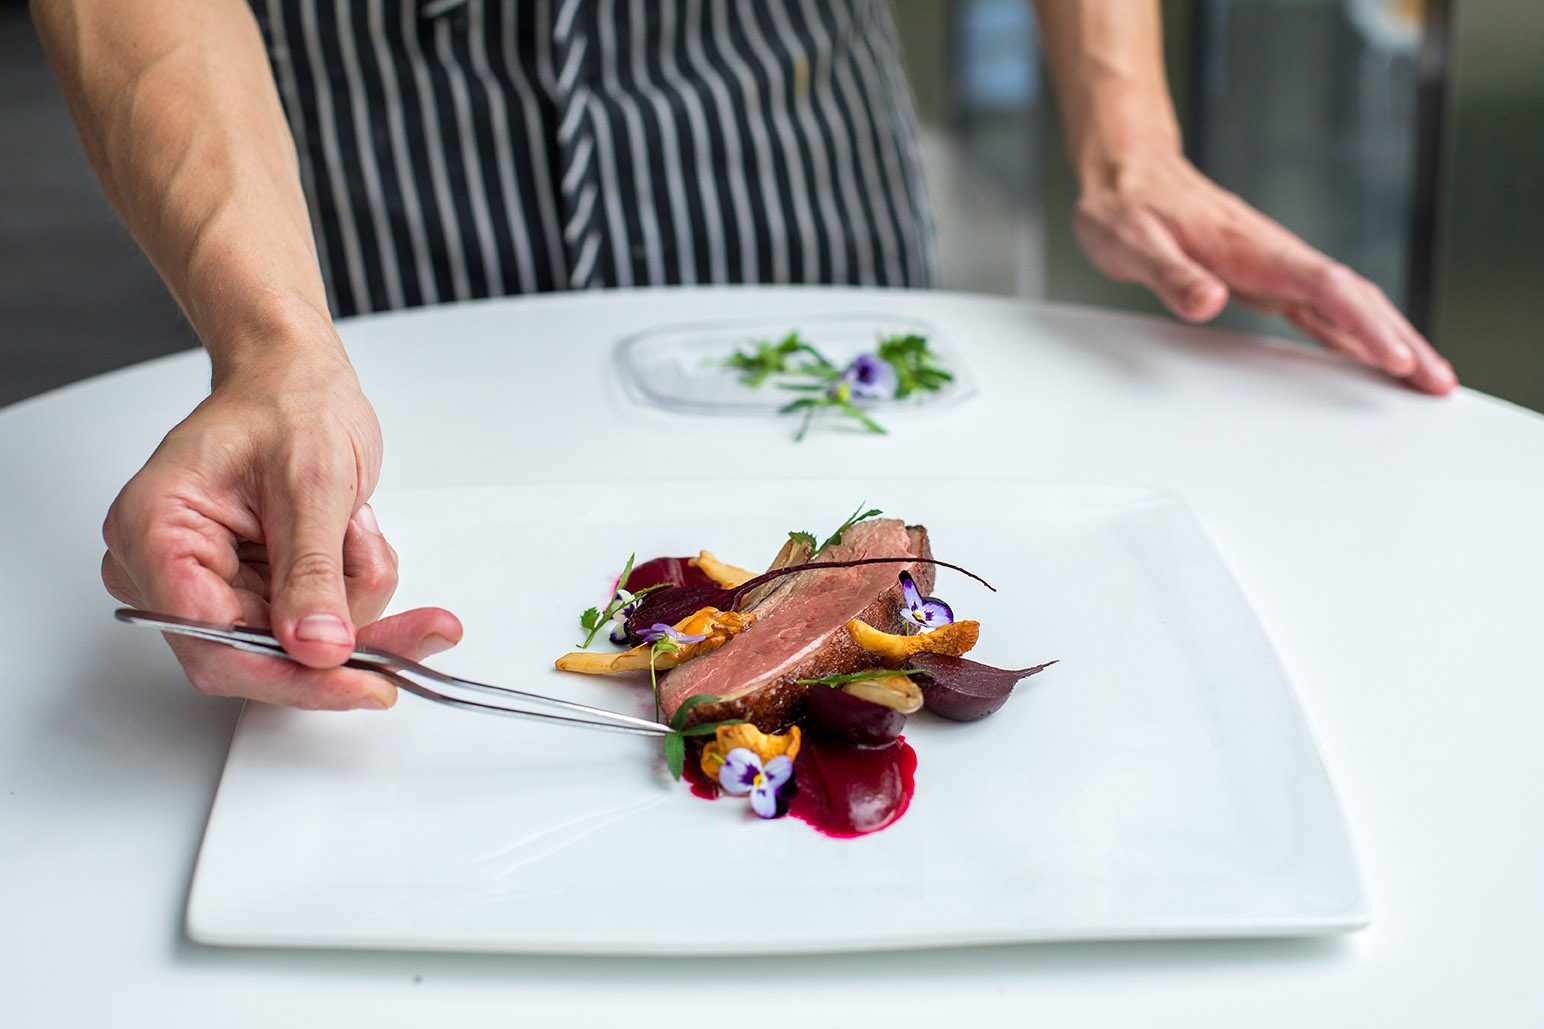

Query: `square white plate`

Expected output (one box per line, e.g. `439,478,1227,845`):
186,481,1367,954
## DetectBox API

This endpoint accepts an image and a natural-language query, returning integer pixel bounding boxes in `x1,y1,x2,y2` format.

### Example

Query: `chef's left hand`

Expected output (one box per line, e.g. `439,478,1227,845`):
1072,148,1457,394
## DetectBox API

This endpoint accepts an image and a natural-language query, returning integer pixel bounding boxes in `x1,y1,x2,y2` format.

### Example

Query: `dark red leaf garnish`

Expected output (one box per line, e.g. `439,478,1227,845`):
904,653,1057,722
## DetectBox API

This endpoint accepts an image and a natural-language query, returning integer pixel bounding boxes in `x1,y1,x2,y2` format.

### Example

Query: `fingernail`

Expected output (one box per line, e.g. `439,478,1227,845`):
296,614,352,645
420,633,456,658
354,503,382,535
358,694,391,710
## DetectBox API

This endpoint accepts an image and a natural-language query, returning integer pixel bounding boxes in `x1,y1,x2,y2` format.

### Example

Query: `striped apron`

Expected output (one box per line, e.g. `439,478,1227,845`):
252,0,939,317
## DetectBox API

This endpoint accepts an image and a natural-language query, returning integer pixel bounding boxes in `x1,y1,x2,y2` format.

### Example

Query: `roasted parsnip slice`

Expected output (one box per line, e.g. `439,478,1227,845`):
555,608,756,674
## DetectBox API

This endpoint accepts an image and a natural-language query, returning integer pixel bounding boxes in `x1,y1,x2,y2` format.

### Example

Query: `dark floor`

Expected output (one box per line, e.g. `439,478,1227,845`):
0,4,197,409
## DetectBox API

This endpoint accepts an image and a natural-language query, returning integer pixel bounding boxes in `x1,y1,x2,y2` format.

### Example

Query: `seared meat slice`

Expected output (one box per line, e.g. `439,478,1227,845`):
660,519,934,731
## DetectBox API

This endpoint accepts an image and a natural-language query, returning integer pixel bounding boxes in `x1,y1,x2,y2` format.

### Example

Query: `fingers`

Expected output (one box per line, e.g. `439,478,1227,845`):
1282,302,1457,395
1076,206,1229,323
342,503,399,627
1209,214,1456,391
264,458,361,669
1134,226,1231,324
165,607,461,710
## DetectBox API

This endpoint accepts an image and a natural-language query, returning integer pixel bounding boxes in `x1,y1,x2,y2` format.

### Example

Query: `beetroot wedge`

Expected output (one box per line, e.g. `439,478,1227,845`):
905,653,1057,722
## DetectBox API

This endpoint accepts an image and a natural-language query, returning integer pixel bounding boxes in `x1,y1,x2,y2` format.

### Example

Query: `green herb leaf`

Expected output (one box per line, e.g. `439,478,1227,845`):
722,331,837,386
663,733,686,781
815,502,883,556
787,530,817,550
796,668,925,687
576,553,639,648
877,333,952,400
676,719,745,737
669,694,722,731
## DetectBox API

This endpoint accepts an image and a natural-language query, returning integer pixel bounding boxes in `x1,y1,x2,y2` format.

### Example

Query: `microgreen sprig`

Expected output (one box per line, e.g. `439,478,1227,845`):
639,623,709,725
576,554,670,648
722,331,838,386
796,668,926,688
662,695,746,781
788,502,884,557
728,330,951,440
779,382,886,442
877,333,953,398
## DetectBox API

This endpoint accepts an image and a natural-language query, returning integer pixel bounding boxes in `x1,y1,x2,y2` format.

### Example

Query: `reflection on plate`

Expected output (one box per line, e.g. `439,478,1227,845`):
613,312,976,414
186,481,1367,955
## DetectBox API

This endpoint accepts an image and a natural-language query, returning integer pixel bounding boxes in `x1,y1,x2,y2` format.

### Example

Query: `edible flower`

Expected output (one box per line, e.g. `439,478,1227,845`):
639,623,709,646
700,723,802,779
840,353,899,399
719,749,797,819
605,588,638,644
898,571,954,632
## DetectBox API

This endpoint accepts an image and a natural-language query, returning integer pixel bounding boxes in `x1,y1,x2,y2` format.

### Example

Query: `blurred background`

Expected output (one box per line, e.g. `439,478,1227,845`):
2,0,1539,410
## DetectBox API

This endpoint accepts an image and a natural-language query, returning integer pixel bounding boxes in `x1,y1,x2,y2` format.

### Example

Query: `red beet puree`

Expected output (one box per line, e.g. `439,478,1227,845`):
682,736,918,838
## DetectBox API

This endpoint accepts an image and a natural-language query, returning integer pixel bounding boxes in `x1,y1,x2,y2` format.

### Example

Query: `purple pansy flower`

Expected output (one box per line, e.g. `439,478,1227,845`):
840,353,898,400
717,748,798,818
639,622,709,646
898,571,954,632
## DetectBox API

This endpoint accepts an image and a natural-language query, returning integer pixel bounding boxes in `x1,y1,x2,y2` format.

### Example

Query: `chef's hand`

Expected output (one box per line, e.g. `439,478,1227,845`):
1073,148,1457,394
101,343,461,709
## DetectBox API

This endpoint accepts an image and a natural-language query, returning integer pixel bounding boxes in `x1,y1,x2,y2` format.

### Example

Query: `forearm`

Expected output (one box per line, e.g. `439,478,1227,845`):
31,0,338,380
1031,0,1180,185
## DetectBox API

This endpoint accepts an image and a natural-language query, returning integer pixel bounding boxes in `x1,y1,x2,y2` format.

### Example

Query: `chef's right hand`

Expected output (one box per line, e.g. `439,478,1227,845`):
101,341,461,709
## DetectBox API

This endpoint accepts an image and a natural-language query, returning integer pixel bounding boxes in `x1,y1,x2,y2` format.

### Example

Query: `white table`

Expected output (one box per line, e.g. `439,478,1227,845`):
3,287,1541,1026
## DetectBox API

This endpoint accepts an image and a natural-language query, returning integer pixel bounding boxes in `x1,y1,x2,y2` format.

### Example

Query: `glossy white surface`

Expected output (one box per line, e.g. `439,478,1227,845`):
189,482,1365,954
2,287,1541,1024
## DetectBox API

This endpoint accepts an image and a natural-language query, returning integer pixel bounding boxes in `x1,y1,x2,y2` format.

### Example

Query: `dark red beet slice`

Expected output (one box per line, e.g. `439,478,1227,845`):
905,653,1057,722
626,556,718,593
806,686,906,746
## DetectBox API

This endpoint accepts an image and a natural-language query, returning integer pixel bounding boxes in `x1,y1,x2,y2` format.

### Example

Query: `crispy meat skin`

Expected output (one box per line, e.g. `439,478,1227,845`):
662,520,934,731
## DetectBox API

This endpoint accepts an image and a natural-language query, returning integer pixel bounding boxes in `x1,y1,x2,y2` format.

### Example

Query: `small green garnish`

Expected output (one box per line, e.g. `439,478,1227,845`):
662,694,746,781
796,668,926,687
877,333,953,398
789,502,883,558
724,330,950,440
575,553,669,648
722,331,837,387
779,383,886,442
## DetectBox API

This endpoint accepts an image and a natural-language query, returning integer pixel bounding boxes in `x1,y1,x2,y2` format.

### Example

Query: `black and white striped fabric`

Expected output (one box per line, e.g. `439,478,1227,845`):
252,0,938,317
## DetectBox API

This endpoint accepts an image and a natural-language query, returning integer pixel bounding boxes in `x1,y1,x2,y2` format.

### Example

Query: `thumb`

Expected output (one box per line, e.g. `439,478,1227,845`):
267,482,358,669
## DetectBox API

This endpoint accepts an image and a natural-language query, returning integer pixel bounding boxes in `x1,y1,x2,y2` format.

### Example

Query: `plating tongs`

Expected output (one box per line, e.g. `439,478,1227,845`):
115,608,672,736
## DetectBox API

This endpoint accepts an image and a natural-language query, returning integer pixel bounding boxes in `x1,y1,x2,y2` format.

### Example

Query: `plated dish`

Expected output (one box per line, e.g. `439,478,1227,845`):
551,505,1056,833
186,481,1367,955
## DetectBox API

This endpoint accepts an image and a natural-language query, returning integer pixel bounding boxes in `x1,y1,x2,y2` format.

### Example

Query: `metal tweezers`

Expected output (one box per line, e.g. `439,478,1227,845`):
114,608,671,736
